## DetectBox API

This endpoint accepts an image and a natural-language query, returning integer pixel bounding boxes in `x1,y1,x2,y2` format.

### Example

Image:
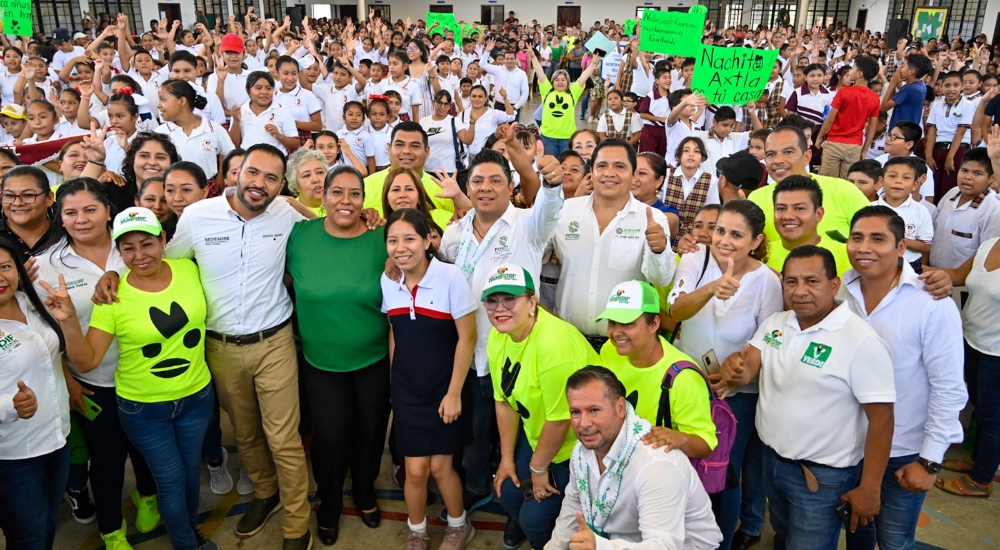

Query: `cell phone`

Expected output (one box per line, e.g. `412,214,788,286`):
78,395,102,421
702,349,720,375
835,501,852,529
825,229,848,244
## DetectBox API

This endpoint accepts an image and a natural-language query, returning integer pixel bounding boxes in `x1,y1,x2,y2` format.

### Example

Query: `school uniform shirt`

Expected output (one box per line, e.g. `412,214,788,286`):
930,187,1000,269
630,60,653,97
335,125,375,166
752,303,896,467
866,134,887,159
875,152,936,199
55,116,88,137
313,82,359,132
637,88,669,128
383,77,423,119
155,116,235,180
596,108,643,139
0,293,70,460
694,130,750,176
551,195,677,336
459,108,517,156
365,78,387,98
922,199,939,225
206,71,250,112
51,46,86,72
840,264,966,462
274,84,322,125
784,84,834,125
874,195,933,264
666,167,721,205
421,114,468,173
366,123,392,167
925,97,974,145
194,86,228,124
239,102,299,155
104,129,138,175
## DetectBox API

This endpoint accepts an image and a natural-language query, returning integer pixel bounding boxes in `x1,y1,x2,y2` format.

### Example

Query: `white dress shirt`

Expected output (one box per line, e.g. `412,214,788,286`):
545,430,722,550
478,57,530,109
840,264,966,461
552,195,677,336
440,185,564,376
165,187,306,334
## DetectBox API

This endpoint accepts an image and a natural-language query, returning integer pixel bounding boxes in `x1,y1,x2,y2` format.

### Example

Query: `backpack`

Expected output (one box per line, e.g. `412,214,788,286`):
658,360,737,494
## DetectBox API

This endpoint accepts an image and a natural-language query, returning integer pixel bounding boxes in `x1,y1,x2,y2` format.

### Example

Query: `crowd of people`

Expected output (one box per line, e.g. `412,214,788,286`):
0,6,999,550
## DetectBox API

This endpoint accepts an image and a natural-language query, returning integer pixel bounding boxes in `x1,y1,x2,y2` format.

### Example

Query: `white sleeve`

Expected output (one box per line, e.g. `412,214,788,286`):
914,206,934,242
918,298,968,461
848,332,896,404
280,112,299,138
640,208,678,285
523,185,564,251
0,394,17,424
667,245,709,305
596,115,608,132
593,460,694,550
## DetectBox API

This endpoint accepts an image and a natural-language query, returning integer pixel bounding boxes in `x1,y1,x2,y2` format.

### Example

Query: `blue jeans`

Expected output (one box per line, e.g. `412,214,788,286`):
965,342,1000,485
0,443,69,549
542,136,570,157
462,372,495,495
763,446,862,550
579,93,590,119
717,392,766,549
498,430,570,549
119,383,214,549
845,454,925,550
202,388,224,464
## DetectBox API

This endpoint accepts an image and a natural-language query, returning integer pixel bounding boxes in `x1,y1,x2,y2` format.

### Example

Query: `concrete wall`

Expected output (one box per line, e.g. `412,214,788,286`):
359,0,699,25
848,0,891,32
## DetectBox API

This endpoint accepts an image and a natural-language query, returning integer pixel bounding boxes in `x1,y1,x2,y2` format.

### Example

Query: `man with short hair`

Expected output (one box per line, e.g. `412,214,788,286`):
767,175,852,276
545,366,722,550
479,40,530,118
362,122,462,214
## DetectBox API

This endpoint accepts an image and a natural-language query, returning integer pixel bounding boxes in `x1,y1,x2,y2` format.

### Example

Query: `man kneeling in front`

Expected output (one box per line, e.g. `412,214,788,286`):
545,366,722,550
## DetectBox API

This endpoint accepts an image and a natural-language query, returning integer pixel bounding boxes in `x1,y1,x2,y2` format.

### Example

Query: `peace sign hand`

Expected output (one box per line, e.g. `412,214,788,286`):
38,274,79,324
81,121,107,163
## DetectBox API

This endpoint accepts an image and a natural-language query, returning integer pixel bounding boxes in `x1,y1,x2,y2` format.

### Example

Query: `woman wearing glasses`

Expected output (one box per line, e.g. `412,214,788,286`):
0,165,55,262
483,264,599,550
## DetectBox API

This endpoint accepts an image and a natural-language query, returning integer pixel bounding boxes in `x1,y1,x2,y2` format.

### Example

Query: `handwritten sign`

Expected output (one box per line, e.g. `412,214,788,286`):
638,9,704,58
0,0,31,36
602,51,623,84
623,19,637,36
426,12,460,37
584,31,617,57
691,46,779,105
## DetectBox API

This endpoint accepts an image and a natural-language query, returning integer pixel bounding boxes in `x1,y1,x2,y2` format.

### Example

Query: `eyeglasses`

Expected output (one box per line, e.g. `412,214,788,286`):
483,294,524,311
886,134,904,142
1,191,43,205
435,100,451,106
405,46,419,51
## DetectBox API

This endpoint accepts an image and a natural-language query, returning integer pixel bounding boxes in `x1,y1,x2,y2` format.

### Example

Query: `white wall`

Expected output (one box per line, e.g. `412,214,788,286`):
981,0,1000,37
138,0,198,30
848,0,890,32
359,0,699,25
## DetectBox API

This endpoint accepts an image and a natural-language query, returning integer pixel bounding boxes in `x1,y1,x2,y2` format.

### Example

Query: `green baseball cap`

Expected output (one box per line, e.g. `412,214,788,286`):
595,280,660,324
112,207,162,241
480,264,535,300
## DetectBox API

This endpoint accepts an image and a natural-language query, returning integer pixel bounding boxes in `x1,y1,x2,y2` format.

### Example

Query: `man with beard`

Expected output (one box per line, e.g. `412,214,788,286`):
94,144,315,549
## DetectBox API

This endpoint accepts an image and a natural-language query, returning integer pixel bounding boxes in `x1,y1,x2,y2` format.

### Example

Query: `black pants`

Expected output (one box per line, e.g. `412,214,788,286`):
75,381,157,534
303,356,391,527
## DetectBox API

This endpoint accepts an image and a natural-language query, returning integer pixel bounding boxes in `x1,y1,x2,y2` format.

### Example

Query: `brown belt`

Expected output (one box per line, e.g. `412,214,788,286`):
774,452,832,493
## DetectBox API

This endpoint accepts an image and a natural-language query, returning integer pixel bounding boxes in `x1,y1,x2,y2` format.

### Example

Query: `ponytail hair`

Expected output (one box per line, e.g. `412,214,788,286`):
161,78,208,111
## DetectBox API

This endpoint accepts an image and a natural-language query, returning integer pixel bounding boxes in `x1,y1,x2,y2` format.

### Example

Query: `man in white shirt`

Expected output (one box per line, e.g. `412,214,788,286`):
840,206,966,550
717,245,896,550
478,43,529,118
551,139,676,342
545,366,722,550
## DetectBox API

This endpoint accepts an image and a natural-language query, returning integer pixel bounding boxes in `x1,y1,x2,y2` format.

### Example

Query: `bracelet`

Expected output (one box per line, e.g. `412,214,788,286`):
529,464,548,476
87,160,104,167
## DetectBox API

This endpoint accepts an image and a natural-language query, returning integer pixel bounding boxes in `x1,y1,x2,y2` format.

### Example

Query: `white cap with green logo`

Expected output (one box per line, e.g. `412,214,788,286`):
595,280,660,324
480,264,536,301
112,207,163,241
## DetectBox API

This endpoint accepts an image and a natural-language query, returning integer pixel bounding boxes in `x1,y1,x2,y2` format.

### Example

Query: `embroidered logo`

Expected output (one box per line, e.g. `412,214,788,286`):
565,220,580,240
202,139,213,151
0,329,21,353
800,342,832,368
762,329,783,349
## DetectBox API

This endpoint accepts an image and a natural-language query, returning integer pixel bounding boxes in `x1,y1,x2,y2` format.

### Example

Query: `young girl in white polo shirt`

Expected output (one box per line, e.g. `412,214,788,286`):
336,101,376,176
273,55,323,145
229,71,299,155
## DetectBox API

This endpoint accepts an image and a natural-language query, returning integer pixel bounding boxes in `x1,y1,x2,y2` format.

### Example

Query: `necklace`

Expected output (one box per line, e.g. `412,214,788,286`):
861,267,901,294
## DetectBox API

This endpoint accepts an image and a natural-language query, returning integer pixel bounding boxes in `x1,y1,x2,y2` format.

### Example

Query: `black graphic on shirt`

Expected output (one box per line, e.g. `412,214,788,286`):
547,92,572,119
501,357,531,419
142,302,201,378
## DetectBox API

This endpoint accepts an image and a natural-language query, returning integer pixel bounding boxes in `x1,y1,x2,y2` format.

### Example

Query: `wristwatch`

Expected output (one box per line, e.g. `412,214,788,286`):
917,457,942,474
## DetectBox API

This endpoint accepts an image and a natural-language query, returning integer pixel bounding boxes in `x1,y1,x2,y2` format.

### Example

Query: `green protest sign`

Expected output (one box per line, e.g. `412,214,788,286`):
0,0,32,36
426,12,460,37
623,19,637,36
691,45,778,105
638,9,704,58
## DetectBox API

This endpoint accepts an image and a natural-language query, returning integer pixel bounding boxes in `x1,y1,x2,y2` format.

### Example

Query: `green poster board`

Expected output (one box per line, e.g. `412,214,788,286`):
0,0,32,36
427,12,460,37
637,8,705,58
912,7,948,41
691,45,779,105
623,19,637,36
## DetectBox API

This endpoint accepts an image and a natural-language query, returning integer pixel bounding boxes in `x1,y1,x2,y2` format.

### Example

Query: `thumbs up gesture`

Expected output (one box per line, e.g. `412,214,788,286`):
569,511,597,550
713,257,741,300
12,380,37,419
644,207,667,254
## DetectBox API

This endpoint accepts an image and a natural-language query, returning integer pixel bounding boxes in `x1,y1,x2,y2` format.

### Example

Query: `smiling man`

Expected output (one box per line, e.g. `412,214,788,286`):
765,175,852,276
363,121,458,214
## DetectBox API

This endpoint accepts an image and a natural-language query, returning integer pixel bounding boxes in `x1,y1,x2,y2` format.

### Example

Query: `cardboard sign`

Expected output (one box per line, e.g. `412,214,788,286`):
637,9,704,58
426,12,460,37
0,0,32,36
691,46,779,105
623,19,637,36
584,31,617,57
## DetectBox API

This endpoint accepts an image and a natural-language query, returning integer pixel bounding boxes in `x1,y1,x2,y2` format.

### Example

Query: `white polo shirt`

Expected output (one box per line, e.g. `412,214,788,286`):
551,195,677,336
274,84,322,124
596,108,643,139
667,167,721,204
313,82,360,132
194,86,228,124
752,303,896,467
165,187,306,335
336,126,375,164
694,130,750,175
875,195,934,264
207,71,250,112
930,187,1000,268
840,264,966,461
155,116,235,180
875,152,935,199
239,102,298,154
368,123,393,167
926,97,974,144
383,76,423,119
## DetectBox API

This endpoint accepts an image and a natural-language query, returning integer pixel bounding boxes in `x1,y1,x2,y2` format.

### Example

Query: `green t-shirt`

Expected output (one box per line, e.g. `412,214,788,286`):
599,336,718,450
749,173,871,254
286,219,389,372
538,81,585,140
488,308,599,463
766,236,852,277
89,258,211,403
550,45,565,66
363,169,455,215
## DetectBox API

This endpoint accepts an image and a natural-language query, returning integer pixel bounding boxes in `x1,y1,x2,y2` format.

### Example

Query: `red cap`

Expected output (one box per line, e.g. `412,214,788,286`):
220,33,245,53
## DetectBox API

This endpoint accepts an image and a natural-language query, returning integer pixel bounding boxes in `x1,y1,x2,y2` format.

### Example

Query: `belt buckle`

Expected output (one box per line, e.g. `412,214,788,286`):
233,334,252,346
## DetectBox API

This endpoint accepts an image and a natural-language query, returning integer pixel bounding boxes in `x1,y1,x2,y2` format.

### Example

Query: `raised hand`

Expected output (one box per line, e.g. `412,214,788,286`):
81,121,107,163
644,207,667,253
12,381,37,419
714,257,740,300
433,169,463,199
536,155,564,186
37,274,78,323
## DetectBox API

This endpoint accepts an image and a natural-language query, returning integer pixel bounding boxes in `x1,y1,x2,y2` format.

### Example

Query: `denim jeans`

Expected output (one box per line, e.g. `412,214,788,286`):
763,446,862,550
119,383,214,550
498,430,570,549
965,342,1000,486
579,93,590,119
0,444,69,550
542,136,570,157
462,372,495,496
845,454,926,550
717,392,766,549
201,388,224,464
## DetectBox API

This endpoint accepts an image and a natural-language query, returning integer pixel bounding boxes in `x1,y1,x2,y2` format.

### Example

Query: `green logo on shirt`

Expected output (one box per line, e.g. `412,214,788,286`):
762,329,782,349
566,221,580,240
800,342,832,368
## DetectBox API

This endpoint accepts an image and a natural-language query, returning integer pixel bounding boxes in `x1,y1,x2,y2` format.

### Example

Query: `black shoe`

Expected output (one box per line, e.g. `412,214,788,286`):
359,507,381,529
64,487,97,525
283,531,313,550
195,530,220,550
731,530,762,550
502,518,526,549
236,492,281,538
317,525,339,546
